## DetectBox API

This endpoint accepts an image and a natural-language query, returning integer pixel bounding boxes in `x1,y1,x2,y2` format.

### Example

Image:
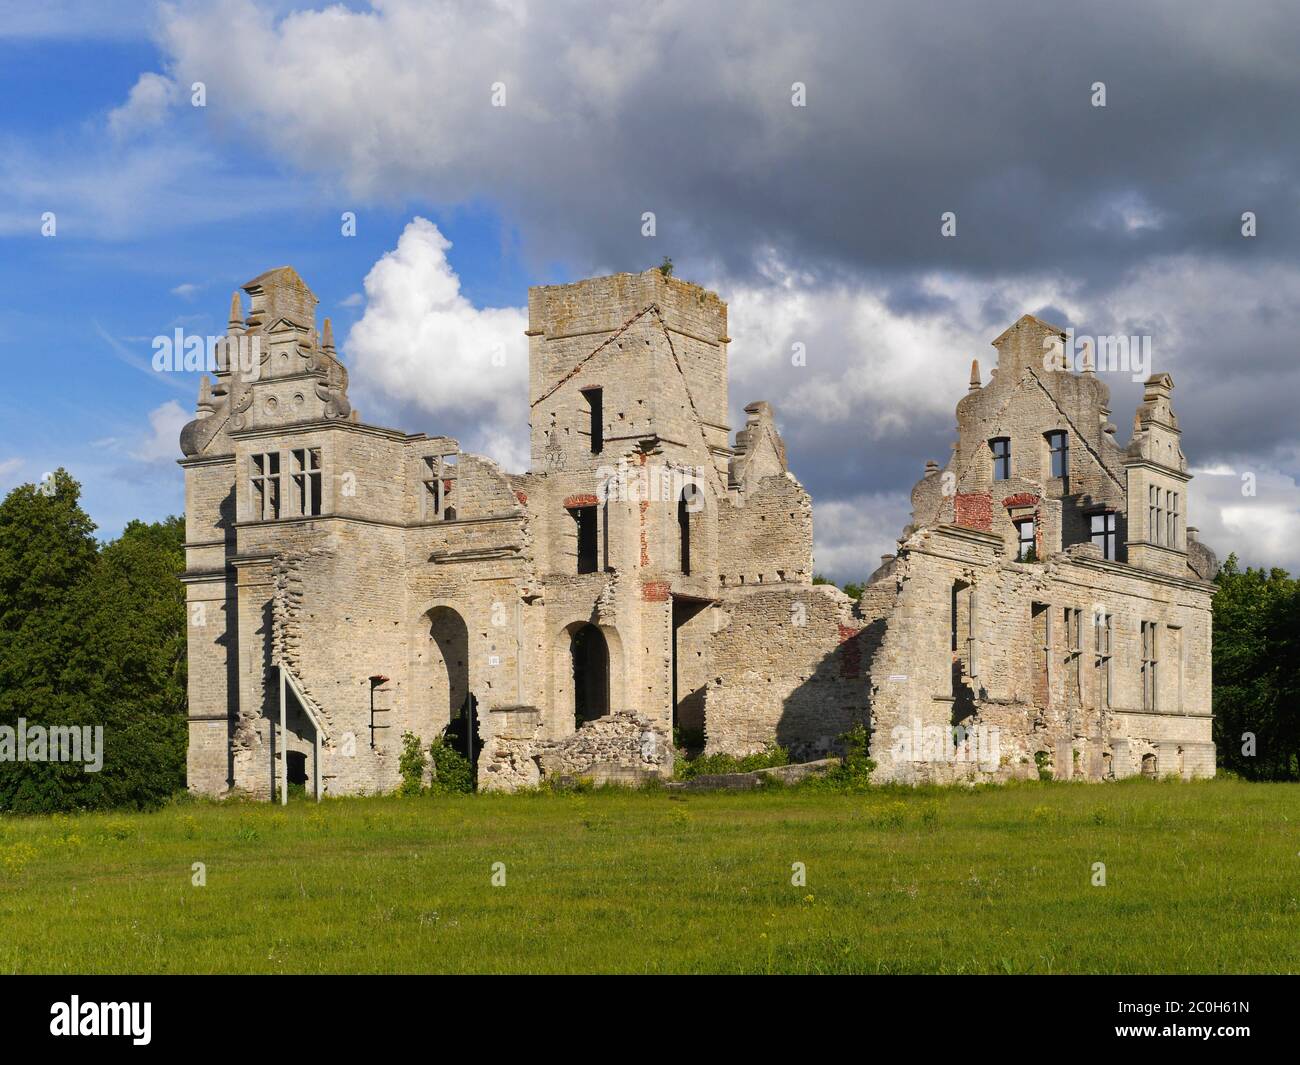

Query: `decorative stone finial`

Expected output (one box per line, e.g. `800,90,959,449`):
228,291,243,332
969,359,981,391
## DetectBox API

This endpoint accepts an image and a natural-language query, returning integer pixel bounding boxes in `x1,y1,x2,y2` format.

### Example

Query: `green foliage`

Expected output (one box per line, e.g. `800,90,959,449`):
808,723,876,791
1034,750,1053,781
428,738,474,794
0,472,186,813
657,256,673,277
398,731,426,796
1212,554,1300,780
675,744,789,780
811,573,864,600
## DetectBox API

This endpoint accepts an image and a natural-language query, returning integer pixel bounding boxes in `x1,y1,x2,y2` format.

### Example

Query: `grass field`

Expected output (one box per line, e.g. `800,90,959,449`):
1,777,1297,974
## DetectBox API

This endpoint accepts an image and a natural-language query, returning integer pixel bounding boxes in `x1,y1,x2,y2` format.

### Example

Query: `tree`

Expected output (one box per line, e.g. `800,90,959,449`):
0,472,187,812
1212,554,1300,780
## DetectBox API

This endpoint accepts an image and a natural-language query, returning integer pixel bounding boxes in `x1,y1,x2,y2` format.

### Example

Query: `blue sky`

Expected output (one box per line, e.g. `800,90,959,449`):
0,13,555,538
4,0,1300,580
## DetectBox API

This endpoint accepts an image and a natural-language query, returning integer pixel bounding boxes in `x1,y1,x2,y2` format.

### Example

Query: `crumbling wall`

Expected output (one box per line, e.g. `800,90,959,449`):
704,584,866,759
717,473,813,587
480,711,673,791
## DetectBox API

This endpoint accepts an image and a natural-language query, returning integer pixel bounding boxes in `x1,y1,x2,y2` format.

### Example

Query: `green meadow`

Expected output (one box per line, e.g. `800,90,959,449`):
1,777,1296,974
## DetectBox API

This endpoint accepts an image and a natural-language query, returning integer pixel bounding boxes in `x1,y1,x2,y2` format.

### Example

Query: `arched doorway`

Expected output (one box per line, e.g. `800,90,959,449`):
426,606,480,777
571,623,609,726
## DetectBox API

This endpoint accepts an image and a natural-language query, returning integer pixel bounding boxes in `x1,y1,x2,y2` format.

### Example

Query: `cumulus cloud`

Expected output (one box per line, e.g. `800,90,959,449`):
129,0,1300,576
131,400,191,462
1188,458,1300,575
107,72,178,139
345,218,528,463
152,0,1300,281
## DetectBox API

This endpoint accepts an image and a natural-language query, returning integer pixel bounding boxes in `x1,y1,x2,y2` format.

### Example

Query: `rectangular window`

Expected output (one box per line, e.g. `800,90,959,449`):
1046,430,1068,479
583,387,603,455
290,448,322,516
1093,610,1112,709
1090,511,1117,560
422,454,457,520
251,452,280,520
1016,518,1035,561
422,456,440,518
1149,485,1163,546
990,437,1011,480
1032,602,1051,706
1167,490,1178,548
1141,620,1159,711
1064,607,1082,706
573,505,598,573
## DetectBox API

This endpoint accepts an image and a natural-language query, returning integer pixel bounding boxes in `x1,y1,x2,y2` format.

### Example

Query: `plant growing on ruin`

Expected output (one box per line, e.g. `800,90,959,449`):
428,739,473,794
657,256,673,277
398,731,426,796
1034,750,1053,781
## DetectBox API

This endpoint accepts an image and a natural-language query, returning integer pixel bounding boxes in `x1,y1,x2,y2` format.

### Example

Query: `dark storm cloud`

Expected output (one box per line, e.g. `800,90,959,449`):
156,0,1300,573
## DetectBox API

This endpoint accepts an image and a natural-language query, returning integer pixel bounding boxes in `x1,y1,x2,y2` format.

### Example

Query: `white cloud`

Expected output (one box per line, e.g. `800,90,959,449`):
171,282,200,299
719,255,1081,436
1187,459,1300,574
107,72,178,139
811,492,913,583
345,218,528,462
131,400,191,462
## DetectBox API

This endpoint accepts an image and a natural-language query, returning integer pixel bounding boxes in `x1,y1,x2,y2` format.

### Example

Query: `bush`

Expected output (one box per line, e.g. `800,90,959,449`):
429,739,474,794
675,744,788,780
806,723,875,792
398,731,426,796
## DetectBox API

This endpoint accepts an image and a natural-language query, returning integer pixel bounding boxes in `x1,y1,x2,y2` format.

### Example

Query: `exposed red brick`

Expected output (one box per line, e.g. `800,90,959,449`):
642,580,670,602
514,490,527,505
837,624,864,678
954,492,993,531
564,493,598,509
639,499,650,566
1001,492,1040,509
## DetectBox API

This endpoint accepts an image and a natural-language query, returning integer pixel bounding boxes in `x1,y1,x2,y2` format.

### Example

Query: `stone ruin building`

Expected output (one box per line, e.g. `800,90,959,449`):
181,267,1218,799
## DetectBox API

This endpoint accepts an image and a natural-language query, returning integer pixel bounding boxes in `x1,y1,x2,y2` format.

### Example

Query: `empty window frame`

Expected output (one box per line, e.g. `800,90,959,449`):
1141,620,1159,711
1149,485,1164,546
678,488,691,575
990,437,1011,481
422,454,457,521
1064,607,1083,706
1046,430,1069,479
572,505,598,574
1093,610,1112,709
582,387,603,455
251,452,281,520
1090,510,1118,560
1015,518,1036,561
290,447,322,516
1167,490,1179,548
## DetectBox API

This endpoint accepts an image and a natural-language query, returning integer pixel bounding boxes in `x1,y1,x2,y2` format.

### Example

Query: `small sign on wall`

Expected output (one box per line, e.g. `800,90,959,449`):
488,654,501,667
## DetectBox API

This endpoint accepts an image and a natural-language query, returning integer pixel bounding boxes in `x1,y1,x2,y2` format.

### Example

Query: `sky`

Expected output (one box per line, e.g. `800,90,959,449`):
2,0,1299,582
